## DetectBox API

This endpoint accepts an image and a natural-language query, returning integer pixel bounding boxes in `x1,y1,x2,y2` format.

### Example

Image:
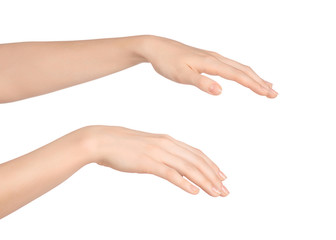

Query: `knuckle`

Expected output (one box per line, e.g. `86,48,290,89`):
163,134,172,139
207,51,219,56
154,134,170,145
243,65,253,72
194,147,203,155
203,55,217,64
158,134,174,143
158,133,169,139
213,165,220,172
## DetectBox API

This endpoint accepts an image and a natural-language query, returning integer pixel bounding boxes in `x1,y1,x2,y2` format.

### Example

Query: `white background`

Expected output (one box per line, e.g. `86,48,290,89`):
0,0,335,239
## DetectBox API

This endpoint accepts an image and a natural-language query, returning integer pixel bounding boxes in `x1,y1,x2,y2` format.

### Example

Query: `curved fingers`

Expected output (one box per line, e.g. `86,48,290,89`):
154,137,228,197
173,139,227,181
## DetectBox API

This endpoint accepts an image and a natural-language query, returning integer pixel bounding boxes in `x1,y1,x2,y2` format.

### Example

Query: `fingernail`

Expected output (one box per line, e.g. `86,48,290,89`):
212,187,221,196
209,84,222,95
221,185,230,196
267,88,278,97
264,85,278,97
219,171,227,180
271,89,278,96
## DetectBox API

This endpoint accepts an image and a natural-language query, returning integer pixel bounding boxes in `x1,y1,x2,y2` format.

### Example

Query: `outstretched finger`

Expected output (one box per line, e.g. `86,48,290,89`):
208,52,275,90
158,150,227,197
199,57,277,98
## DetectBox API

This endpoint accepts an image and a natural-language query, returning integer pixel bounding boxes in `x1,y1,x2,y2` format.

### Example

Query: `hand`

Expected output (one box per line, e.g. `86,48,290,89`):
85,125,229,197
140,35,278,98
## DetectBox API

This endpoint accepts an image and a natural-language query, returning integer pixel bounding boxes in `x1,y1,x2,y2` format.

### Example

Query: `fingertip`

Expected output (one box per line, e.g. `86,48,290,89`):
219,185,230,197
192,189,200,195
190,184,200,194
208,83,222,95
218,170,227,181
267,89,278,98
220,191,230,197
272,89,278,96
194,74,221,96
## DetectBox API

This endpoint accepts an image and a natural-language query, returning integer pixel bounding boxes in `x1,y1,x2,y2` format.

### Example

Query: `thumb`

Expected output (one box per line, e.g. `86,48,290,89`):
185,69,222,95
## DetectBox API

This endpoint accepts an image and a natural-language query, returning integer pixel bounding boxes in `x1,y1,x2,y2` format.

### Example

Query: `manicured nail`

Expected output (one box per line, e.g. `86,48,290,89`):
221,185,229,196
209,84,222,95
212,187,221,196
219,171,227,180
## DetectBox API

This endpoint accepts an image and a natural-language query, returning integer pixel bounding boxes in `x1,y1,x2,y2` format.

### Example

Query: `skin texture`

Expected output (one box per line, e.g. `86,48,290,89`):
0,35,278,219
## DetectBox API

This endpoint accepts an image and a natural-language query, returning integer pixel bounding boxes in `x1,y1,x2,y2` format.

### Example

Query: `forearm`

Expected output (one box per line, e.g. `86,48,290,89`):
0,127,95,219
0,35,149,103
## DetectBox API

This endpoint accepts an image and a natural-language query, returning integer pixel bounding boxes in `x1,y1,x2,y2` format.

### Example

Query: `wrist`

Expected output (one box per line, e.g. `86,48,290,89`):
75,126,102,166
131,34,157,63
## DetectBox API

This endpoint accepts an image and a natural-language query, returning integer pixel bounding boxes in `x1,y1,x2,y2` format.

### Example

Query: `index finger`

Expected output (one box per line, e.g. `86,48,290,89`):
197,56,277,98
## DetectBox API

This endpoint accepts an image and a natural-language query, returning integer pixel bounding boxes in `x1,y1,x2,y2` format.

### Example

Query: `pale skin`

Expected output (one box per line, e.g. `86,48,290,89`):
0,35,278,219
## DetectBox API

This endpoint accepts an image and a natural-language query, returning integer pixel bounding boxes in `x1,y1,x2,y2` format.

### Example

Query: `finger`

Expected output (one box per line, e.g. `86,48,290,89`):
150,134,227,181
172,139,227,181
166,143,224,187
198,57,276,98
157,148,228,197
207,53,278,98
171,146,229,197
208,52,272,87
148,160,200,195
164,137,226,182
155,136,226,187
182,67,222,95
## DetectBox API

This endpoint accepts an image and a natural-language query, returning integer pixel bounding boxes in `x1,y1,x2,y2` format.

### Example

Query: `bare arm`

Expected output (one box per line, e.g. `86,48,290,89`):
0,128,91,218
0,36,147,102
0,126,228,219
0,35,277,218
0,35,277,103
